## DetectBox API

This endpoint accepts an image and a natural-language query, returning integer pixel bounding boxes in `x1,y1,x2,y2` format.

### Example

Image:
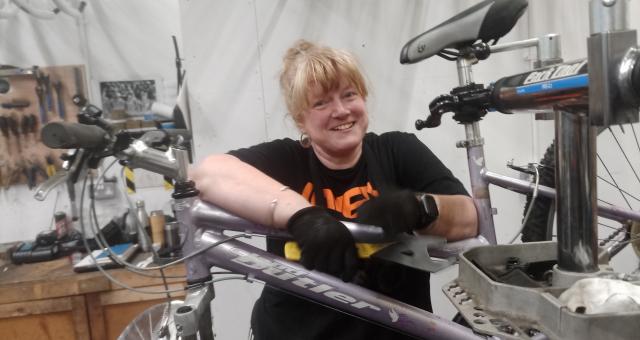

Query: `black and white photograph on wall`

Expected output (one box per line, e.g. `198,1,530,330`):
99,80,157,120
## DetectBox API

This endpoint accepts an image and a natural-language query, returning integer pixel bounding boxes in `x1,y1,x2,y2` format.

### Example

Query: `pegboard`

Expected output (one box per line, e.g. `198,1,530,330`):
0,65,87,190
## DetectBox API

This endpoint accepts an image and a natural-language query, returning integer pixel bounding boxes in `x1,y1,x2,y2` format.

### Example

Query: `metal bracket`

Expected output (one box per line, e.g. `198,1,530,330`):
456,137,484,148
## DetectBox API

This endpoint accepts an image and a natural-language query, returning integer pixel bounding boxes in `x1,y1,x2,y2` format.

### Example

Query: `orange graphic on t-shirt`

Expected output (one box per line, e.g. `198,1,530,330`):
300,182,379,218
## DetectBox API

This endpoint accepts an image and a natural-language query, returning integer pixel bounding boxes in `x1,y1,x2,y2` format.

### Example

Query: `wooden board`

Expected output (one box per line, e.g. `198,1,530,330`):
0,253,188,340
0,65,86,189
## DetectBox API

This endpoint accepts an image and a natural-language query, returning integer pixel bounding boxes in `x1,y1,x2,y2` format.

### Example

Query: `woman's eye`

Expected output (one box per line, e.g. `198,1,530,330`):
344,91,357,98
312,100,327,108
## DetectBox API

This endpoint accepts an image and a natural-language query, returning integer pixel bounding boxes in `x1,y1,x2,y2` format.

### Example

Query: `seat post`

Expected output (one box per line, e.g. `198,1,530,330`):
456,56,497,245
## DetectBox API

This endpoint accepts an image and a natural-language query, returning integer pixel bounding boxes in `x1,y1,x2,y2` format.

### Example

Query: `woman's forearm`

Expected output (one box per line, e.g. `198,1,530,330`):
190,154,310,229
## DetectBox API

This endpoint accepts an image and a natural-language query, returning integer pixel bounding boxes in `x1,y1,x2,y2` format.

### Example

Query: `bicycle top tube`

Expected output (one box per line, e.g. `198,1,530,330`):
188,198,389,243
400,0,527,64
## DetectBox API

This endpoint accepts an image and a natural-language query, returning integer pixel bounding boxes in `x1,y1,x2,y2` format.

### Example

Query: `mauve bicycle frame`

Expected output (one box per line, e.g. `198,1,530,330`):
170,195,482,339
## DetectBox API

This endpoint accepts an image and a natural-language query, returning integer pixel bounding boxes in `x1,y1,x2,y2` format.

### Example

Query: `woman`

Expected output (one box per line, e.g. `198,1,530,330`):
191,39,477,340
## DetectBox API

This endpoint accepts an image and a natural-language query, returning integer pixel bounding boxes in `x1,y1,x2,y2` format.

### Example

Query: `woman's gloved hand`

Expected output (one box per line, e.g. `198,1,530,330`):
356,189,427,237
286,206,358,282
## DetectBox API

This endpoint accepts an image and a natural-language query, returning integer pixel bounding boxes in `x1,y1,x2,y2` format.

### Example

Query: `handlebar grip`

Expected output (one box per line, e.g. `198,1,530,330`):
41,122,108,149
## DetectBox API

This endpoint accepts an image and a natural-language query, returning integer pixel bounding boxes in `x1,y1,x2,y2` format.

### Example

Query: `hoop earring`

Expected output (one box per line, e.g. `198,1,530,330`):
299,132,311,148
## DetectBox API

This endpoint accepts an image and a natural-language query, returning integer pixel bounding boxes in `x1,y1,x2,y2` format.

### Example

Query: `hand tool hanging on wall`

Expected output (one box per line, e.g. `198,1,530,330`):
0,115,9,139
1,99,30,109
20,114,37,140
44,74,55,114
35,74,48,124
53,80,65,120
22,160,49,190
72,67,86,107
7,114,21,151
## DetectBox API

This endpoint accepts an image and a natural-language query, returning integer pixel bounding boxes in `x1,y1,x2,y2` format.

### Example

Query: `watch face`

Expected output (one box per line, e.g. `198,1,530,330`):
420,194,439,226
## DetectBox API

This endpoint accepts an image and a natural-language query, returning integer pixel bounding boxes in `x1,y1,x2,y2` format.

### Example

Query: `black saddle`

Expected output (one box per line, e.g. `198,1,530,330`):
400,0,528,64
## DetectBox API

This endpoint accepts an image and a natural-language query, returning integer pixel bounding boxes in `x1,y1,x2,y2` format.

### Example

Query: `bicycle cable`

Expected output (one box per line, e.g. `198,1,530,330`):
509,163,540,244
84,159,184,280
80,171,257,294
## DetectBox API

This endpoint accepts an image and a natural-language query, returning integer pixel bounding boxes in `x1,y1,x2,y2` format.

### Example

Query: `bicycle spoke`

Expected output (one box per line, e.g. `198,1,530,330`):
607,127,640,185
597,153,633,210
597,176,640,204
598,222,623,231
629,122,640,155
597,198,615,206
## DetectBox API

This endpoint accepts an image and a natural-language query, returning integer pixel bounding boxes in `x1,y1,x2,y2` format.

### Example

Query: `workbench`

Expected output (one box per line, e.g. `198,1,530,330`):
0,254,186,340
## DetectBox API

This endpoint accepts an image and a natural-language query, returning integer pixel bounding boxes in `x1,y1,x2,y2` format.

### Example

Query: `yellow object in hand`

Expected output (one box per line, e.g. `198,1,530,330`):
284,241,390,261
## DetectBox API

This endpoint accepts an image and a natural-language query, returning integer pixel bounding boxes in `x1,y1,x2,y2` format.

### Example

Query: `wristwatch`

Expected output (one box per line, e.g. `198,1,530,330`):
417,193,439,228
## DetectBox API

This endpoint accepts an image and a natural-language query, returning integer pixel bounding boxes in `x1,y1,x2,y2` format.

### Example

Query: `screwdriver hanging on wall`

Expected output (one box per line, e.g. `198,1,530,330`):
34,66,48,124
0,116,9,139
53,80,65,120
44,74,54,114
7,115,21,151
1,99,30,109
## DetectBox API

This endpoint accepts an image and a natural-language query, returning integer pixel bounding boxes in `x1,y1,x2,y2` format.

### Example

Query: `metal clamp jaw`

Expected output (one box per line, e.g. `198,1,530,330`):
588,0,640,127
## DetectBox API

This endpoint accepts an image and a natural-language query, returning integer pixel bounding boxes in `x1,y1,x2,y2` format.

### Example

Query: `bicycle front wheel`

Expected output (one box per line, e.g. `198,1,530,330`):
522,124,640,248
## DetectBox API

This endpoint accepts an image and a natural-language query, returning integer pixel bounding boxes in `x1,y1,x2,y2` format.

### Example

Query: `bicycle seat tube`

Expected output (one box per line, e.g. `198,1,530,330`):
456,56,498,245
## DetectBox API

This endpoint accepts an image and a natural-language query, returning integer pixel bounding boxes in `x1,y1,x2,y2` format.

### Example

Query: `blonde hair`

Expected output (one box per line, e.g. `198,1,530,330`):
280,40,368,124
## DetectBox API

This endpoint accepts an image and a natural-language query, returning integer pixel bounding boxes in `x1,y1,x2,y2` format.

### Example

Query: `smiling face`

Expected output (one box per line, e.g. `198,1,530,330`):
299,79,368,167
280,40,370,168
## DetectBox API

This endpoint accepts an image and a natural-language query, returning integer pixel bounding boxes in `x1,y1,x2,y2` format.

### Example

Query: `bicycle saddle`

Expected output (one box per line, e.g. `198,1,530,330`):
400,0,528,64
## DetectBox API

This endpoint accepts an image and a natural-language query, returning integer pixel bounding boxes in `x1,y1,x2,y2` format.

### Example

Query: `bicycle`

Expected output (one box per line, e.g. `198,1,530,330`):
38,0,640,339
399,0,640,338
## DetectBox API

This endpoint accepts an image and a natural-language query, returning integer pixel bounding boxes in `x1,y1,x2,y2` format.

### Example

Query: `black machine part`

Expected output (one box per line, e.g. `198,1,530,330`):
10,241,60,264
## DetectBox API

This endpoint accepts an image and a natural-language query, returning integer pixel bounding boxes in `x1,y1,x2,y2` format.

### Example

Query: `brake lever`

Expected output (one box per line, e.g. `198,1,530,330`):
416,94,458,130
417,84,492,131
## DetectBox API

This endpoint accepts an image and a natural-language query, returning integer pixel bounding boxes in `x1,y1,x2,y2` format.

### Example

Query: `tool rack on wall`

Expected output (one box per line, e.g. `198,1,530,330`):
0,65,87,190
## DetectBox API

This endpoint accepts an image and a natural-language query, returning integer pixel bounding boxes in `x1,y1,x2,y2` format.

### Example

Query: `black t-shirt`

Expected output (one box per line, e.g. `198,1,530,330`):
229,131,468,340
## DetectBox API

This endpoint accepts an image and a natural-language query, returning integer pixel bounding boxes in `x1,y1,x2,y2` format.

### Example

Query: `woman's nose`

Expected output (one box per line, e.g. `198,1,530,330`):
330,98,349,117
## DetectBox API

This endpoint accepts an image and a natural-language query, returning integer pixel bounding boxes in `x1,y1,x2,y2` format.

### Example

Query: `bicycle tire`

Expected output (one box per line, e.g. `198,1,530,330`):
521,142,556,242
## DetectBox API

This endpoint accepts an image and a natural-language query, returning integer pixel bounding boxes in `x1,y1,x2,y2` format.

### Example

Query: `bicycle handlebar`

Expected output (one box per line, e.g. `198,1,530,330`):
41,121,109,149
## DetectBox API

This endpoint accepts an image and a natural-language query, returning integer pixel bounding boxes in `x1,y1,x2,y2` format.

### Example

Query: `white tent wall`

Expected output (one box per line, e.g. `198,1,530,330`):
0,0,638,339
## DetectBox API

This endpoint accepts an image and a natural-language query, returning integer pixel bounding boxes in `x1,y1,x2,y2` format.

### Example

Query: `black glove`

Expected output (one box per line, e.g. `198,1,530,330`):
286,206,358,282
356,189,427,237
